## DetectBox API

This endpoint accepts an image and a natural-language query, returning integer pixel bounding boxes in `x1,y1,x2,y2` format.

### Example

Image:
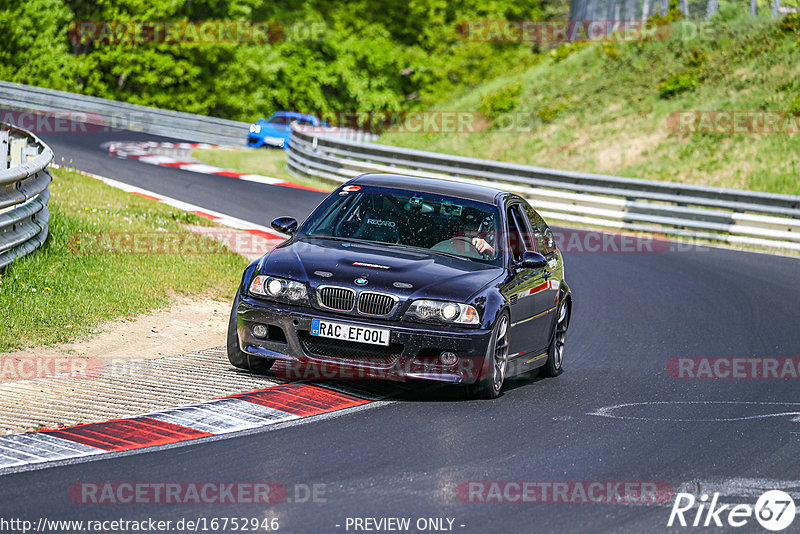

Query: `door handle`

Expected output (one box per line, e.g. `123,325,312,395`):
543,270,552,279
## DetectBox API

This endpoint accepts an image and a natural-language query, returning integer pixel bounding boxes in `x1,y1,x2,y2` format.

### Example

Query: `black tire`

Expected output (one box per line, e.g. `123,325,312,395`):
542,298,569,378
466,311,510,399
227,290,275,374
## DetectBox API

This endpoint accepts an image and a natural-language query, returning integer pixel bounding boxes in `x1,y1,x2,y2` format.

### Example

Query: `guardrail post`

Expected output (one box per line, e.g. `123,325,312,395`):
0,130,7,170
9,137,26,167
24,145,38,162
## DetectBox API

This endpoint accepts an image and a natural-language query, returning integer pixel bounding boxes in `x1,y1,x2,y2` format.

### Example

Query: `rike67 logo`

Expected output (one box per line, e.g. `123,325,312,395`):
668,490,796,531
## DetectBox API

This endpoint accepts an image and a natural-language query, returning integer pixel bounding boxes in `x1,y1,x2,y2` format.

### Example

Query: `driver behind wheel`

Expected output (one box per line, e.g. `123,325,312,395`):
432,216,496,259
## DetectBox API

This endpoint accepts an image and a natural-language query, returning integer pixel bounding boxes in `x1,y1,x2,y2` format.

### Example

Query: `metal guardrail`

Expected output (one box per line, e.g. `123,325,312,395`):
287,126,800,252
0,123,53,269
0,81,249,146
0,81,378,147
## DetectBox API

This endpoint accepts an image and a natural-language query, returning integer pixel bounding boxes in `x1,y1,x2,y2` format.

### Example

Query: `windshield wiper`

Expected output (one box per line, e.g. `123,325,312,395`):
299,236,374,245
383,243,465,261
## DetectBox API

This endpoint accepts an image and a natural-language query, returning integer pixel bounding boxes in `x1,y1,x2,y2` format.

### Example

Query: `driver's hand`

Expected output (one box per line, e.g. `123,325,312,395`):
471,237,494,255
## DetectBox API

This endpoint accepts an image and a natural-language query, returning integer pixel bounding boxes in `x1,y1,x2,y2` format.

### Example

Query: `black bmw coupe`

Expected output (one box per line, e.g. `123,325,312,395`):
228,173,571,398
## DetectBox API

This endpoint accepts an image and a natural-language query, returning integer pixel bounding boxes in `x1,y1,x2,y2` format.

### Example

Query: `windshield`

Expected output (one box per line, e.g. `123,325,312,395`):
299,185,502,265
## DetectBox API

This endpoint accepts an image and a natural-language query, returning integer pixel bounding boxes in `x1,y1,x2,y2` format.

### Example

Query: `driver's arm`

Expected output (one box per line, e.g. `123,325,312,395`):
471,237,494,256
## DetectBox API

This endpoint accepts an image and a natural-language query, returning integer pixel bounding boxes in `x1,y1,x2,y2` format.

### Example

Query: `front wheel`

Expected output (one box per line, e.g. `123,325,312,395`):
466,312,510,399
227,290,275,374
542,298,569,377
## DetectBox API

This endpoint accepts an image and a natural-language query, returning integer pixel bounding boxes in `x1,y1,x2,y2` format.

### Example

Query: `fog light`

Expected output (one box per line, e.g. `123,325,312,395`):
439,351,458,366
252,324,268,339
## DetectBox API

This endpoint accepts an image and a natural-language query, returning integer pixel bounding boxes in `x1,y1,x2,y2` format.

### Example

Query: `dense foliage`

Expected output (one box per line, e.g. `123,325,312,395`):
0,0,566,121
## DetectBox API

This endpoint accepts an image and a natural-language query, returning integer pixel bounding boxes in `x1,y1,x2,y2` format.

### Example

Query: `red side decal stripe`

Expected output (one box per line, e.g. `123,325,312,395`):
44,418,212,451
529,282,548,295
230,384,370,417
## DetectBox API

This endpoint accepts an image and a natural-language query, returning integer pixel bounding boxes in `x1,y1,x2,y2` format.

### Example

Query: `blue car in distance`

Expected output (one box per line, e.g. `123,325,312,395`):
247,111,324,150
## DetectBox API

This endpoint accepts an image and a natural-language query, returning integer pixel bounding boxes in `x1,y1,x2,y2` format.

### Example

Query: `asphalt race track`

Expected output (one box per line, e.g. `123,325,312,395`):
2,122,800,533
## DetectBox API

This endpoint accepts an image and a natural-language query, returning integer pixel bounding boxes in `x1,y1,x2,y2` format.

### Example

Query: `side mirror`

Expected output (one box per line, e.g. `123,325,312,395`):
518,251,548,269
271,216,298,235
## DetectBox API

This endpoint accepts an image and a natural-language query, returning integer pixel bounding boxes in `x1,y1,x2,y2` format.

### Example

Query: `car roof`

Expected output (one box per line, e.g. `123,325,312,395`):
349,173,505,204
270,111,318,121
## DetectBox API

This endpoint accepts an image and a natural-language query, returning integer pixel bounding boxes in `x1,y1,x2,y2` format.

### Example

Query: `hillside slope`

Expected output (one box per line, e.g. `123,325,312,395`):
380,12,800,195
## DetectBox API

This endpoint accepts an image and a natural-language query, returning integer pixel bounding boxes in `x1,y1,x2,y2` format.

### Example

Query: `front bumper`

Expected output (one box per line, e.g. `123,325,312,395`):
247,135,286,149
236,294,492,384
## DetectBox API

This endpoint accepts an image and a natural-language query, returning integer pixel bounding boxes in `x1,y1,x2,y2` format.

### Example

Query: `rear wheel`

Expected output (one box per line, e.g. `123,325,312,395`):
542,298,569,377
466,312,510,399
227,290,275,374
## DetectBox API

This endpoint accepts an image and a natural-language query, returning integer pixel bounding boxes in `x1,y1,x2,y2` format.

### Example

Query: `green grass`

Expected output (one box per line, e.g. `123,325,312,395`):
378,13,800,196
0,168,247,352
191,148,335,191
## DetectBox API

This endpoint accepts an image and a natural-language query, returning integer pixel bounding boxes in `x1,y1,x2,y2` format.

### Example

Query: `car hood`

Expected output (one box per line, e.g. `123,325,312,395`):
260,238,503,302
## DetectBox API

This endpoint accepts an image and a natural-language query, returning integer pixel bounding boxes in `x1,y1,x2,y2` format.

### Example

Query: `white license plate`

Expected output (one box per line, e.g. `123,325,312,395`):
310,319,390,346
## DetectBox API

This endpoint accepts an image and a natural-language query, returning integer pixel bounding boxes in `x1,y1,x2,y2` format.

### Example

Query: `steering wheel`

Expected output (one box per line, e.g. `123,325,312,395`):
448,236,484,257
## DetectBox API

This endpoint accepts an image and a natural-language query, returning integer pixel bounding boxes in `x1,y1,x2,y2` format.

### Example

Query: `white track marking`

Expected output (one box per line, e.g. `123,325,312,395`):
237,174,284,185
176,163,226,174
0,434,103,468
147,399,298,434
50,164,287,238
589,401,800,422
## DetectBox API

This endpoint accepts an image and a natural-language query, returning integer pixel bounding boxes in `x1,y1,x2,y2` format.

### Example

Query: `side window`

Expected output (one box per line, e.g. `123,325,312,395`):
523,203,556,255
505,204,532,261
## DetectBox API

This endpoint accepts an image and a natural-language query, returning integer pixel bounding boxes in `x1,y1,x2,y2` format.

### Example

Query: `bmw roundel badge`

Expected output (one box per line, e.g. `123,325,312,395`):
354,277,368,286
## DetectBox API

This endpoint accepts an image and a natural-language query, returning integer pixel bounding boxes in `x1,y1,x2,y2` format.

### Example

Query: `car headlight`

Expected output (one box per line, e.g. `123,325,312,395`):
249,124,261,134
405,299,480,325
249,275,307,303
